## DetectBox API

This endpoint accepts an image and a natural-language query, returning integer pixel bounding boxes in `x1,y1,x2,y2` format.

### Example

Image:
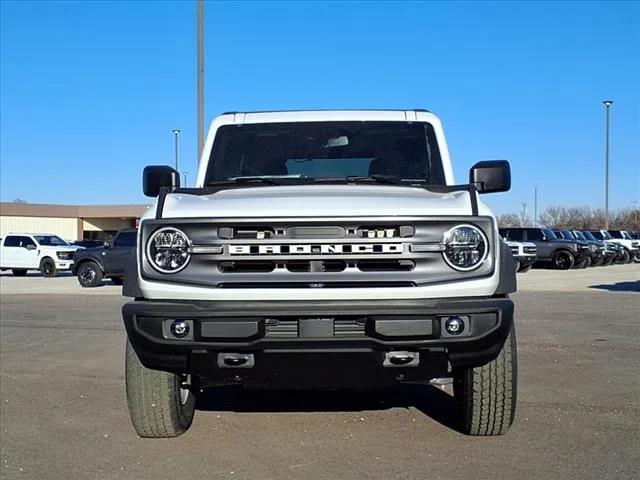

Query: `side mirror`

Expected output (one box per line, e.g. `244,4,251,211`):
104,240,112,249
143,165,180,197
469,160,511,194
25,244,37,250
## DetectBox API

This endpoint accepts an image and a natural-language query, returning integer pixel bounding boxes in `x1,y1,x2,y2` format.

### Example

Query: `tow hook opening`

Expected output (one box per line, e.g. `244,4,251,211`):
383,351,419,367
217,353,255,369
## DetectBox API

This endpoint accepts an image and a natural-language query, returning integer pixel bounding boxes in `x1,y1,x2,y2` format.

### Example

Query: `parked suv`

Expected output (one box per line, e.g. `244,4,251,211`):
553,230,600,268
589,230,636,264
0,233,79,277
607,230,640,263
499,227,589,270
122,109,518,438
572,230,616,266
502,238,537,272
72,228,137,287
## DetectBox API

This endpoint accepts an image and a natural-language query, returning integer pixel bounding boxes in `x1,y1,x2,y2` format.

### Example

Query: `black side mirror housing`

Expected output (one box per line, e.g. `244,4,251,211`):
469,160,511,194
143,165,180,197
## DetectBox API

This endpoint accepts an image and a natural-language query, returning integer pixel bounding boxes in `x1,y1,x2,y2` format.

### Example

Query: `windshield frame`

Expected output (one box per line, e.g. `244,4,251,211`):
204,121,446,187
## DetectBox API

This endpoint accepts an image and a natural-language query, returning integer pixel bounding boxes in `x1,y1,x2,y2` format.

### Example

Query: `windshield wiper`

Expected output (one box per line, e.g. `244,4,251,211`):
343,175,425,186
206,177,283,186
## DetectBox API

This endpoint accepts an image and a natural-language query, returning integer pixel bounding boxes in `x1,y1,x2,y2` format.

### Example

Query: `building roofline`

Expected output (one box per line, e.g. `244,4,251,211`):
0,202,149,218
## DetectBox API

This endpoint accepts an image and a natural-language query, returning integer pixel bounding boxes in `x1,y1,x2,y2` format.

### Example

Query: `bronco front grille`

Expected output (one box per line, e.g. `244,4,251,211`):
140,217,496,288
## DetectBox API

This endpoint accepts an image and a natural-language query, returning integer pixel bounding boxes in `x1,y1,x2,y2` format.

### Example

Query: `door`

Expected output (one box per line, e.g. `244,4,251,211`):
104,231,137,275
1,236,39,268
525,229,552,260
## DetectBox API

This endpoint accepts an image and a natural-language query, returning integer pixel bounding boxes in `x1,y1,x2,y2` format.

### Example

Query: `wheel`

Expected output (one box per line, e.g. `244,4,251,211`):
619,249,630,264
518,264,532,273
633,251,640,264
77,262,103,287
580,256,592,269
453,325,517,436
110,277,123,285
11,269,28,276
591,257,604,267
40,258,57,277
551,251,574,270
125,338,195,438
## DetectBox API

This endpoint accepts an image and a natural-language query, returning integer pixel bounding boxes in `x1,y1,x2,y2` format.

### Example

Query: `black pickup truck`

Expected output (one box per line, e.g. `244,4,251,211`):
72,228,137,287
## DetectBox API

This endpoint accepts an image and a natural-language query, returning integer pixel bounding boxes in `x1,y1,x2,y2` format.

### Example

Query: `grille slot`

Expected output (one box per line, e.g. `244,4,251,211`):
265,319,298,338
218,261,275,273
286,260,346,273
334,318,366,337
357,260,414,272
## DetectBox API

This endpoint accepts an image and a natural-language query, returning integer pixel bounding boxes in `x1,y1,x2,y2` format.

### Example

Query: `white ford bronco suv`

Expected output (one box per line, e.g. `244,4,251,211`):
122,110,517,438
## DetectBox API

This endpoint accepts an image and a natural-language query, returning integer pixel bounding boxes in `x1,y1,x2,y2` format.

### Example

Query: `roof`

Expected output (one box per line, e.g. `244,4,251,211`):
0,203,149,218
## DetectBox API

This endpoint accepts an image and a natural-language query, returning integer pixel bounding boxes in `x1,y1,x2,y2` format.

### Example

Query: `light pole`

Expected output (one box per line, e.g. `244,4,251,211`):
603,100,613,229
197,0,205,165
183,171,188,187
172,129,181,172
534,185,539,226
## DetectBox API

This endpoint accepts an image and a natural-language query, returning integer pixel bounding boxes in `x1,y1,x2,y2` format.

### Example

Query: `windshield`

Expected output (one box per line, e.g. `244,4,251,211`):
582,231,596,241
34,235,69,246
560,230,575,240
572,230,586,240
205,121,445,185
542,229,558,240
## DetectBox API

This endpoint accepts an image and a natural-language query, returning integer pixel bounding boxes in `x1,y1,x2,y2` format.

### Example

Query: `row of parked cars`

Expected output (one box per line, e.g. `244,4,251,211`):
1,227,637,283
500,228,640,271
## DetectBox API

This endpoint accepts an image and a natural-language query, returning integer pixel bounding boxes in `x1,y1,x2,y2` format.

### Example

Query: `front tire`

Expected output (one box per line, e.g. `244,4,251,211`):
125,338,195,438
40,258,57,277
11,269,28,276
552,251,574,270
77,262,103,288
580,256,592,269
518,264,532,273
619,249,631,264
453,325,517,436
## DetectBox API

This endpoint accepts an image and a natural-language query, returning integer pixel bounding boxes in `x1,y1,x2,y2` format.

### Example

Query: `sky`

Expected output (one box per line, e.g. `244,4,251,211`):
1,0,638,216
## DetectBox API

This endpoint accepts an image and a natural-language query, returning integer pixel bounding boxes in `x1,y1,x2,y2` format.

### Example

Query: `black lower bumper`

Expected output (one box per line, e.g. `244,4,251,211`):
123,297,514,388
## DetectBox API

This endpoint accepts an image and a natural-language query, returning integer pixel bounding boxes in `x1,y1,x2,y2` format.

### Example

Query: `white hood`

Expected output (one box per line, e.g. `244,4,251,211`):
159,185,481,219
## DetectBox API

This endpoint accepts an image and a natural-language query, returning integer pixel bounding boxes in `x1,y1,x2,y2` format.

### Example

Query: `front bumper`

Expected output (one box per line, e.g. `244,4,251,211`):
516,254,536,268
123,296,514,388
55,260,74,270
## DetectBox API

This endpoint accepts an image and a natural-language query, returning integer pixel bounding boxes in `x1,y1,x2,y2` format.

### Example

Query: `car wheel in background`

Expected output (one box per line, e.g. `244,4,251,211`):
620,249,630,264
40,258,57,277
633,251,640,263
77,262,103,288
518,264,532,273
591,257,603,267
110,277,123,285
11,269,28,276
552,251,574,270
580,256,592,269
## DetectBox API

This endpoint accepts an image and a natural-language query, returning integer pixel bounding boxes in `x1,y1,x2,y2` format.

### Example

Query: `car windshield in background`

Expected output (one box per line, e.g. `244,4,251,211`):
34,235,69,246
560,230,575,239
543,229,558,240
582,231,597,241
572,231,586,240
205,121,445,185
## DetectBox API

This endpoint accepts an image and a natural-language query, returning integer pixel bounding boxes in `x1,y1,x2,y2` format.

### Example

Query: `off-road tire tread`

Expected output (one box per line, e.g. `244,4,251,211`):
77,262,103,288
455,326,517,436
125,338,195,438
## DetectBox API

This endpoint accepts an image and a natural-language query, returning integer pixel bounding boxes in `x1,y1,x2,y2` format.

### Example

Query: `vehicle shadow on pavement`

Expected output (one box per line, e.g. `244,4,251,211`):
589,281,640,293
196,383,461,432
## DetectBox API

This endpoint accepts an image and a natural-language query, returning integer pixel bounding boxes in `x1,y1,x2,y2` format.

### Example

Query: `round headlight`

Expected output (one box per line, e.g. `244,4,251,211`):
442,225,488,271
146,227,191,273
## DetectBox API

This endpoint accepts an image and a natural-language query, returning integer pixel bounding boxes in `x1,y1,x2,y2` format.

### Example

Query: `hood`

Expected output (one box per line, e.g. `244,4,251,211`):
160,185,480,219
41,245,79,252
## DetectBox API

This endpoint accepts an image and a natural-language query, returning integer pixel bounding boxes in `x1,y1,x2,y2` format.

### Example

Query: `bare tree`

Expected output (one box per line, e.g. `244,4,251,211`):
12,198,27,204
497,213,522,228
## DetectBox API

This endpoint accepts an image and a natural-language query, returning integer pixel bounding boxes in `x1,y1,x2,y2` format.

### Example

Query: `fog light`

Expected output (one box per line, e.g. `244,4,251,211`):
445,316,465,335
170,320,190,338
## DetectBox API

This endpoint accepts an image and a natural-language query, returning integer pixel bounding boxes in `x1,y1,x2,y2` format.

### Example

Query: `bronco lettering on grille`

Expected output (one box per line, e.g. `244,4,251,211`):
227,244,404,255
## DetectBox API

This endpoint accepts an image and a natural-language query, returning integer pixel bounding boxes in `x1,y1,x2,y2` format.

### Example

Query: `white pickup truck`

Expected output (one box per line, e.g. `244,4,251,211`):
122,109,518,438
0,233,79,277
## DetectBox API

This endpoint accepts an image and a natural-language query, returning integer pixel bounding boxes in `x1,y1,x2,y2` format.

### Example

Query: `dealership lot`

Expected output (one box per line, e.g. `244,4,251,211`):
1,266,639,480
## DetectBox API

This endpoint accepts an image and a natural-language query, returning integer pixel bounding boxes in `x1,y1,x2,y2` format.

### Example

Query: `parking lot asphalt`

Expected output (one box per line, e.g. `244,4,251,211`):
1,265,639,480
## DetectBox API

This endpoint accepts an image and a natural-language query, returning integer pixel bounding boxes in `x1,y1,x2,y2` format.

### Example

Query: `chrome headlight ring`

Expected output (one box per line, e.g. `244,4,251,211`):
442,224,489,272
146,227,192,274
